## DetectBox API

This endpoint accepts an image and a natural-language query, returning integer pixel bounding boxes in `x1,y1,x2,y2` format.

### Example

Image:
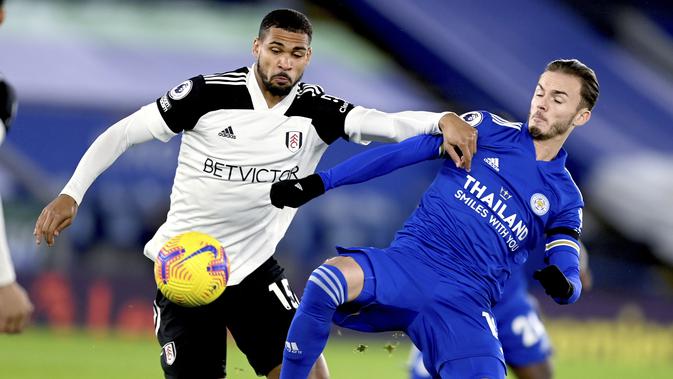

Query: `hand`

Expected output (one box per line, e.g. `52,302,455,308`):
34,194,78,246
533,265,573,299
0,282,34,334
270,174,325,209
438,112,477,172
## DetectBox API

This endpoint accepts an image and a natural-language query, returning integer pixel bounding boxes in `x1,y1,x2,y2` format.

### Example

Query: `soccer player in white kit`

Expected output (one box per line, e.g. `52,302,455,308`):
0,0,34,335
33,9,477,379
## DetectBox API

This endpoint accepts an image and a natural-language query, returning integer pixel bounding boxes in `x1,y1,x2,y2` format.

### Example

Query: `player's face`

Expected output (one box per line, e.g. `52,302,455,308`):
253,27,312,97
528,71,589,141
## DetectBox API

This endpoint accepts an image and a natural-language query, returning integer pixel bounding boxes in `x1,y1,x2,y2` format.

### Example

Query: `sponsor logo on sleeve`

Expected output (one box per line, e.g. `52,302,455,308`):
159,95,172,112
460,111,483,127
168,80,193,100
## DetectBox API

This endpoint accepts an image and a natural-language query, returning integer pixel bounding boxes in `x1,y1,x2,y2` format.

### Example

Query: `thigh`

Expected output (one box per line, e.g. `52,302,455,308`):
332,250,423,332
225,260,298,377
154,290,228,379
408,290,505,377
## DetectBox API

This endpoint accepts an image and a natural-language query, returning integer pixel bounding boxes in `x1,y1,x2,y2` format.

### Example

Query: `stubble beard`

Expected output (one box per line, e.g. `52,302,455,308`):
256,62,301,97
528,113,574,141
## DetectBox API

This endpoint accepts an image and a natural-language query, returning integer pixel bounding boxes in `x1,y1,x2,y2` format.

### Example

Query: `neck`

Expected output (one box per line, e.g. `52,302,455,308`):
531,123,575,161
533,140,560,161
254,68,286,108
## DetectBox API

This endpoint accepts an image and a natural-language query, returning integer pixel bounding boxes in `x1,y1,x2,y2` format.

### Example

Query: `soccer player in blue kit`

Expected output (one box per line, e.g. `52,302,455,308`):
270,59,599,379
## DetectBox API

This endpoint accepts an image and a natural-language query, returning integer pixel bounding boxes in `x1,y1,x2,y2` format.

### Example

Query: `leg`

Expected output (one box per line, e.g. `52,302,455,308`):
226,258,324,377
280,256,366,379
495,293,553,379
510,361,553,379
266,354,329,379
438,356,506,379
153,290,227,379
408,344,432,379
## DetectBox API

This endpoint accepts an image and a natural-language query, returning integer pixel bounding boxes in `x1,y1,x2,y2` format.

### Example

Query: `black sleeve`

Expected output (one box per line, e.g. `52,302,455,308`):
155,75,208,133
0,77,17,131
155,69,254,133
285,84,356,145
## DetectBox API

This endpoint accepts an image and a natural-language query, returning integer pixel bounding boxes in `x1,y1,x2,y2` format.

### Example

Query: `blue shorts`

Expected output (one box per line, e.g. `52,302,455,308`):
333,246,505,377
493,293,552,367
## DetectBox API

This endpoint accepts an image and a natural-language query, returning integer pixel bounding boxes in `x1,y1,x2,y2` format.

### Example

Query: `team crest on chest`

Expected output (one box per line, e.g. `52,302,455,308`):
286,131,303,153
530,193,550,216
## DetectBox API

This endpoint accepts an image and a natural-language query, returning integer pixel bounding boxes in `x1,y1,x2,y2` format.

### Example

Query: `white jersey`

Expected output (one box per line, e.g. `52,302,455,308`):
0,75,16,285
62,66,445,285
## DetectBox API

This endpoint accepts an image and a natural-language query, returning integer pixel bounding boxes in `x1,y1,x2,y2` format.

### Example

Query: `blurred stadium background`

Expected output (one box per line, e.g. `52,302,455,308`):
1,0,673,378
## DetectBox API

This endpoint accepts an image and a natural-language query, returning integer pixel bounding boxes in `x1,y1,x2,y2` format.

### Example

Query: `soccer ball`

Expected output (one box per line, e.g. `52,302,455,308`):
154,231,229,307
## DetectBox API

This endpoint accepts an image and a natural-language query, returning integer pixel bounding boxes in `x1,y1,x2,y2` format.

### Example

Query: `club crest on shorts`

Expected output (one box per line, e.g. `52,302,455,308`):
169,80,193,100
286,131,303,153
163,341,177,365
530,193,550,216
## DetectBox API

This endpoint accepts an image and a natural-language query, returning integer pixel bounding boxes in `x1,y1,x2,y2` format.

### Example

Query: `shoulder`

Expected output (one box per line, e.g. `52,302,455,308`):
285,82,355,144
156,68,253,132
555,167,584,207
202,67,249,88
460,110,523,131
292,82,353,111
200,67,252,106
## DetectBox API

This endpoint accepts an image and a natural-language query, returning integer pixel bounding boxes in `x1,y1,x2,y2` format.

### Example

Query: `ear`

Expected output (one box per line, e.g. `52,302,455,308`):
252,37,261,59
573,109,591,127
305,46,313,65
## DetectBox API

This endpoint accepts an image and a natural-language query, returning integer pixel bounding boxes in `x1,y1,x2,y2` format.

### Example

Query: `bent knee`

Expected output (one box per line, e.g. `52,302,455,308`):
323,256,364,302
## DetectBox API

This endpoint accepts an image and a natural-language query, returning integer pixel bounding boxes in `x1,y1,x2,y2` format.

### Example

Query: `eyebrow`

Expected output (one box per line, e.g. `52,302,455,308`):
537,84,568,97
268,41,307,51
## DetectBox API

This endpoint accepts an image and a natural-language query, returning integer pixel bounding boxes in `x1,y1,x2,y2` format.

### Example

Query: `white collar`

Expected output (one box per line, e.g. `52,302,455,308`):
246,64,299,114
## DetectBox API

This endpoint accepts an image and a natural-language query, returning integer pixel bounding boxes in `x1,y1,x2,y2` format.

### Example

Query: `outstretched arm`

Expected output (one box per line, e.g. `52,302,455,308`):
34,104,176,246
270,134,443,209
346,109,477,171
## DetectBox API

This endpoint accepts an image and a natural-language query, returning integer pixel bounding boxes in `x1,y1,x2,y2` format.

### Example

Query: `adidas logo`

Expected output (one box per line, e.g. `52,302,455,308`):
484,157,500,172
285,341,302,354
218,126,236,139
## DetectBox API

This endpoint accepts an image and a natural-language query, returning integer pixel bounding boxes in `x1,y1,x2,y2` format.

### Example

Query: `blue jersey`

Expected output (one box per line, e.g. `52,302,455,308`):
320,111,583,306
390,111,582,304
312,111,582,376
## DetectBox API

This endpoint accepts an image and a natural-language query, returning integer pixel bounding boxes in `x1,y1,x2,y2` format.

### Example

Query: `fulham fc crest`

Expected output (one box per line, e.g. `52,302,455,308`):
163,341,177,366
286,131,303,153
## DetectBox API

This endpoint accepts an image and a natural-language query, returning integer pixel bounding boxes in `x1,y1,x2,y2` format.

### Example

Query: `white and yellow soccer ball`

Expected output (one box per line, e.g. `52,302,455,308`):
154,231,229,307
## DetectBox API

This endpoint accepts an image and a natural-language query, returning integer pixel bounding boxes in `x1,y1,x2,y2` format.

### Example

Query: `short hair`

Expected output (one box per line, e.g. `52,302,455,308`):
545,59,599,111
259,9,313,44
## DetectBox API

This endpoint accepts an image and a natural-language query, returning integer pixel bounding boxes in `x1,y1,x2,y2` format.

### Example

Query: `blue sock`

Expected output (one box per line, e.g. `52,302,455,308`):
280,264,348,379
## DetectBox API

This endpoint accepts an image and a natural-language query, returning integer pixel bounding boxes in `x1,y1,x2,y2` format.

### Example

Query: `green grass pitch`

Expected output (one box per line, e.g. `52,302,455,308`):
1,327,671,378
